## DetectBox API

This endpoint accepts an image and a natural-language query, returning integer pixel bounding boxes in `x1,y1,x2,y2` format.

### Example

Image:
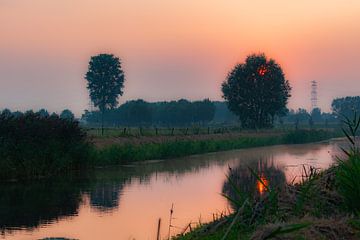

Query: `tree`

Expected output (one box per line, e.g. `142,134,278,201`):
85,53,125,135
310,107,322,122
37,109,49,118
60,109,75,120
118,99,152,126
332,96,360,118
221,54,291,128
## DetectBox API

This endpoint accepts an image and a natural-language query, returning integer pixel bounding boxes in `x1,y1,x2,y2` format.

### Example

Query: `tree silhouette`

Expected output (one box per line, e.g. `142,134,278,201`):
85,54,125,135
332,96,360,118
37,109,49,118
60,109,75,120
222,54,291,128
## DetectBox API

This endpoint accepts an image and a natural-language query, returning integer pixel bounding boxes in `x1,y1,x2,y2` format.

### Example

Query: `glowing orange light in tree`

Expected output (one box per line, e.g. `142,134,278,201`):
257,174,269,195
258,66,267,76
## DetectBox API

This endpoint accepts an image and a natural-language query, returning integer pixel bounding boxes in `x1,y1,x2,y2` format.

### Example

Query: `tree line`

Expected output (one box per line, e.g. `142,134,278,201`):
82,99,216,127
0,108,75,120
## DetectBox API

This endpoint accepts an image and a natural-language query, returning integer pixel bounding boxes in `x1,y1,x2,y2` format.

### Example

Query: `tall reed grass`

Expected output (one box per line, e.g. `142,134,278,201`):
336,113,360,214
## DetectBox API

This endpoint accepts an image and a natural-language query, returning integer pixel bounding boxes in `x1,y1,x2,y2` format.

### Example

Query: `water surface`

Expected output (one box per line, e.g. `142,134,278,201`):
0,140,343,240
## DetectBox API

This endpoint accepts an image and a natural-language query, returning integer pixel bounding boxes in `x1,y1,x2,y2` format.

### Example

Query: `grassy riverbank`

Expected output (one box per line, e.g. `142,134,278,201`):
174,163,360,240
173,119,360,240
91,129,341,166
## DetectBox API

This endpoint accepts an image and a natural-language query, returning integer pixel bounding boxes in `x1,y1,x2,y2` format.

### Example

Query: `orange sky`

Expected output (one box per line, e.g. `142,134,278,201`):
1,0,360,114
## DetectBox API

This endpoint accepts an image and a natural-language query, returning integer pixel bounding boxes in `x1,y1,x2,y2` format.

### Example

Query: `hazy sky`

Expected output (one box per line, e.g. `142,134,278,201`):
1,0,360,115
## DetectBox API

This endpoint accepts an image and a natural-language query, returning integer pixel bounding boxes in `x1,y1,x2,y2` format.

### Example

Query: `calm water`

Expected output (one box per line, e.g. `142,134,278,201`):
0,140,344,240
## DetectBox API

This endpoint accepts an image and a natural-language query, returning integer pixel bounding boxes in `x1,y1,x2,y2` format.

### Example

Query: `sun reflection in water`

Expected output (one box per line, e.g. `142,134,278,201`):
257,174,269,195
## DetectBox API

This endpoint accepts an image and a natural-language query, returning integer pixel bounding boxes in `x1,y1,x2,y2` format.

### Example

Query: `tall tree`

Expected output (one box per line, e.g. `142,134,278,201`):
85,54,125,134
222,54,291,129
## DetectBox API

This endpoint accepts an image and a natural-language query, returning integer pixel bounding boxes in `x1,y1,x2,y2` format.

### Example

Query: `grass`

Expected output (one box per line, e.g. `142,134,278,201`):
85,124,340,138
336,113,360,214
91,129,340,166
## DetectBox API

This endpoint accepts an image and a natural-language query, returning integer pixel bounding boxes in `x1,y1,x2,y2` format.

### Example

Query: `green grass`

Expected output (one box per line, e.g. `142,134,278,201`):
91,129,340,166
92,136,282,166
336,113,360,214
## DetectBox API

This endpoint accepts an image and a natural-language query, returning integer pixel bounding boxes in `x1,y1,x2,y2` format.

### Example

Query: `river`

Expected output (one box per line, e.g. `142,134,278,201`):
0,139,344,240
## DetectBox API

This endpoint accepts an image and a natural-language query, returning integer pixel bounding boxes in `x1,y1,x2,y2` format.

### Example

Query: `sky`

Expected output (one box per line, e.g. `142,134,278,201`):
1,0,360,115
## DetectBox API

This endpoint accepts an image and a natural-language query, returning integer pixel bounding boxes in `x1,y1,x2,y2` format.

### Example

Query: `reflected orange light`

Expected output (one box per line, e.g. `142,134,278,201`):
257,175,269,195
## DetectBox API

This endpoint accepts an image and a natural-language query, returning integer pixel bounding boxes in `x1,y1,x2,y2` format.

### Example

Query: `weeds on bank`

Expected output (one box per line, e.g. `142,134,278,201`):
336,113,360,214
93,129,336,166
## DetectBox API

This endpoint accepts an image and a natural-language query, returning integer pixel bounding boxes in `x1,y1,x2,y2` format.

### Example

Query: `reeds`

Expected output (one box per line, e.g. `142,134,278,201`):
336,112,360,214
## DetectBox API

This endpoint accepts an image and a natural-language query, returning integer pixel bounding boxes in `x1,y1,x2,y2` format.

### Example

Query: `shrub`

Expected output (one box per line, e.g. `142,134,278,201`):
0,111,91,180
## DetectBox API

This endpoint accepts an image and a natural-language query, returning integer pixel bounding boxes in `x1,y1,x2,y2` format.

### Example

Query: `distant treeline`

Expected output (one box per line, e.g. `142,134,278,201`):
0,108,75,120
280,96,360,126
82,99,237,126
2,96,360,128
80,97,360,127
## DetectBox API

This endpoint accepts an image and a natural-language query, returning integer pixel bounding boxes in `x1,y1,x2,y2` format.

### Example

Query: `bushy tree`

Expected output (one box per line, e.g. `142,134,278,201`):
222,54,291,129
310,107,322,122
118,99,152,126
37,109,49,118
85,53,125,134
60,109,75,120
332,96,360,118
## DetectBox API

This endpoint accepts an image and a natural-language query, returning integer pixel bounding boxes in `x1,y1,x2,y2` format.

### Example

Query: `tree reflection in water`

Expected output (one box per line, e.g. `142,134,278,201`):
222,158,286,210
0,177,88,234
0,156,217,235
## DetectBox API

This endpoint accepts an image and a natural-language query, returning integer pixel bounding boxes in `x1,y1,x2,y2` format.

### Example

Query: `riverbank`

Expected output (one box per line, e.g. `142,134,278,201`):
174,165,360,240
173,124,360,240
91,129,341,166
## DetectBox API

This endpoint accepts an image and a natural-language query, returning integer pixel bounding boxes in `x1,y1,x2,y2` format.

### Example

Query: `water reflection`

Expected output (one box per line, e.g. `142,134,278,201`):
0,177,87,233
0,140,340,239
222,158,286,209
89,182,124,212
0,154,226,236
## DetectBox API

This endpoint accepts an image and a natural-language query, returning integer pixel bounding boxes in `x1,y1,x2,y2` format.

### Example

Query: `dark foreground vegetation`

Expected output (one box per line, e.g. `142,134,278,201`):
174,116,360,240
0,112,91,180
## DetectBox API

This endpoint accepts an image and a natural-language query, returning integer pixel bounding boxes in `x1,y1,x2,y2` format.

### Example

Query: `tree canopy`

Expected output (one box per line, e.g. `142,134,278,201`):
60,109,75,120
85,54,125,112
85,53,125,134
222,54,291,128
332,96,360,118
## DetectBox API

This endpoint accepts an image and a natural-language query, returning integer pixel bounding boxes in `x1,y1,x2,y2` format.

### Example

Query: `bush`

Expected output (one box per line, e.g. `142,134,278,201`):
0,111,91,180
